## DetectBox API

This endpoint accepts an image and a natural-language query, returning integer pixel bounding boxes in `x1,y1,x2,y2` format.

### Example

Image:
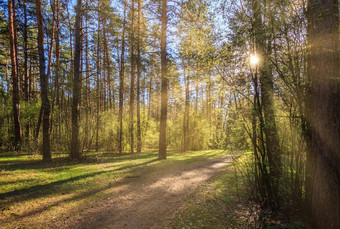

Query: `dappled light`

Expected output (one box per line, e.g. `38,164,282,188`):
0,150,231,228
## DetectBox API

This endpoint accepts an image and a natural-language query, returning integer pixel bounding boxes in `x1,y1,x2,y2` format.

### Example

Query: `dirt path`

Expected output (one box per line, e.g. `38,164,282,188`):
53,155,234,229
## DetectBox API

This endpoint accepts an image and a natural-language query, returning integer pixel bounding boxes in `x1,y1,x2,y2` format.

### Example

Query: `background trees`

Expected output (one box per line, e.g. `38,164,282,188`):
0,0,227,154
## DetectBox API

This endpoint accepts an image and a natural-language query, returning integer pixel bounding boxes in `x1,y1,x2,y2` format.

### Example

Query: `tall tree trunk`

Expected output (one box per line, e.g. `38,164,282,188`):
308,0,340,228
158,0,168,160
8,0,21,149
304,0,315,213
183,60,190,152
136,0,142,153
84,0,89,150
55,0,61,142
36,0,51,161
207,74,211,124
23,0,29,142
67,1,73,141
118,1,127,155
129,0,136,154
48,0,56,140
103,28,112,110
70,0,82,159
148,68,153,119
95,1,101,152
36,0,56,142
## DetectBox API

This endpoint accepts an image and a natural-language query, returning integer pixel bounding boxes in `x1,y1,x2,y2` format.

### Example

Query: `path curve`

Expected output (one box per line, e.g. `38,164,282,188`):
55,155,234,229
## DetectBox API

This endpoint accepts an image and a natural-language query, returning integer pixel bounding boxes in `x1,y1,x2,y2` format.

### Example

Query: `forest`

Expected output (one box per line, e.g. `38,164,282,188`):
0,0,339,228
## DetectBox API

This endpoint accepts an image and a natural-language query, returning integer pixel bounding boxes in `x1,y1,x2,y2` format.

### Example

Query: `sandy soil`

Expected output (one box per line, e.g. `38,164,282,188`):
50,155,234,229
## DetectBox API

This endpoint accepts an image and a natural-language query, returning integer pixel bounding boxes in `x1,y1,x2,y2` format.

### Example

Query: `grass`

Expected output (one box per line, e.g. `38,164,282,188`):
166,152,308,229
166,152,256,229
0,149,227,228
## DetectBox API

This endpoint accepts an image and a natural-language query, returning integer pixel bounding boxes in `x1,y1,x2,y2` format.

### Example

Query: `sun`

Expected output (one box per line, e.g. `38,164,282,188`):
250,54,260,66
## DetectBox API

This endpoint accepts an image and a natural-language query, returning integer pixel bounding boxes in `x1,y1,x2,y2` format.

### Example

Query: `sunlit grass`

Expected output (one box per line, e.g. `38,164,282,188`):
0,150,229,194
0,149,228,228
166,153,252,229
166,152,307,229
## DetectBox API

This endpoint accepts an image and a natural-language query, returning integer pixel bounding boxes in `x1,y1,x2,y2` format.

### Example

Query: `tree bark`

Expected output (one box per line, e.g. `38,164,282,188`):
95,1,101,152
23,0,30,142
48,0,56,140
118,1,127,155
136,0,142,153
55,0,61,141
8,0,21,149
129,0,136,154
70,0,82,159
36,0,51,161
308,0,340,227
158,0,168,160
103,25,112,111
183,59,190,152
84,0,89,150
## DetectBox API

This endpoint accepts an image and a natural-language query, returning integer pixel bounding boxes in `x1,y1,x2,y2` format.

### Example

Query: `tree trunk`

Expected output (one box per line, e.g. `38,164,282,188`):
8,0,21,149
136,0,142,153
118,1,127,155
70,0,82,159
36,0,51,161
103,26,112,110
308,0,340,227
55,0,61,142
129,0,136,154
183,60,190,152
95,3,101,152
23,0,29,142
84,0,89,150
158,0,168,160
48,0,56,137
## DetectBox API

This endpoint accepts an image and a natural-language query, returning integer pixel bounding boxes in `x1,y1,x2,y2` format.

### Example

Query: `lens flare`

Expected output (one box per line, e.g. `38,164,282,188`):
250,54,260,66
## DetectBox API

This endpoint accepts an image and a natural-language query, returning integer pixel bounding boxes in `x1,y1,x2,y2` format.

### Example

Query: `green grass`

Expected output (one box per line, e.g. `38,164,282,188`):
166,153,254,229
0,150,226,195
0,149,227,228
166,152,308,229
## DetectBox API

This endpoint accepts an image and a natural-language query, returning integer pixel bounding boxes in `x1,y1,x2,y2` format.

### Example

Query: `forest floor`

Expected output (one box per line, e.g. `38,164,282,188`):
0,149,248,229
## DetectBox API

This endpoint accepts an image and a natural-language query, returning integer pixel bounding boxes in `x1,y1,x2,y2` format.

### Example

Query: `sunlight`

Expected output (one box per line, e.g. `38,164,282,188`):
250,54,260,66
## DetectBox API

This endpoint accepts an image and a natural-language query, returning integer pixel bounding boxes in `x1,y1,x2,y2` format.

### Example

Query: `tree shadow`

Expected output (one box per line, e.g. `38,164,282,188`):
0,152,158,172
59,158,233,229
0,158,159,204
1,155,233,228
3,157,219,224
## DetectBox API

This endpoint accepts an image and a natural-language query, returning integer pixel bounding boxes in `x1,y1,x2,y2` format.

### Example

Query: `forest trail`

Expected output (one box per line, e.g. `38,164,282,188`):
53,155,235,229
